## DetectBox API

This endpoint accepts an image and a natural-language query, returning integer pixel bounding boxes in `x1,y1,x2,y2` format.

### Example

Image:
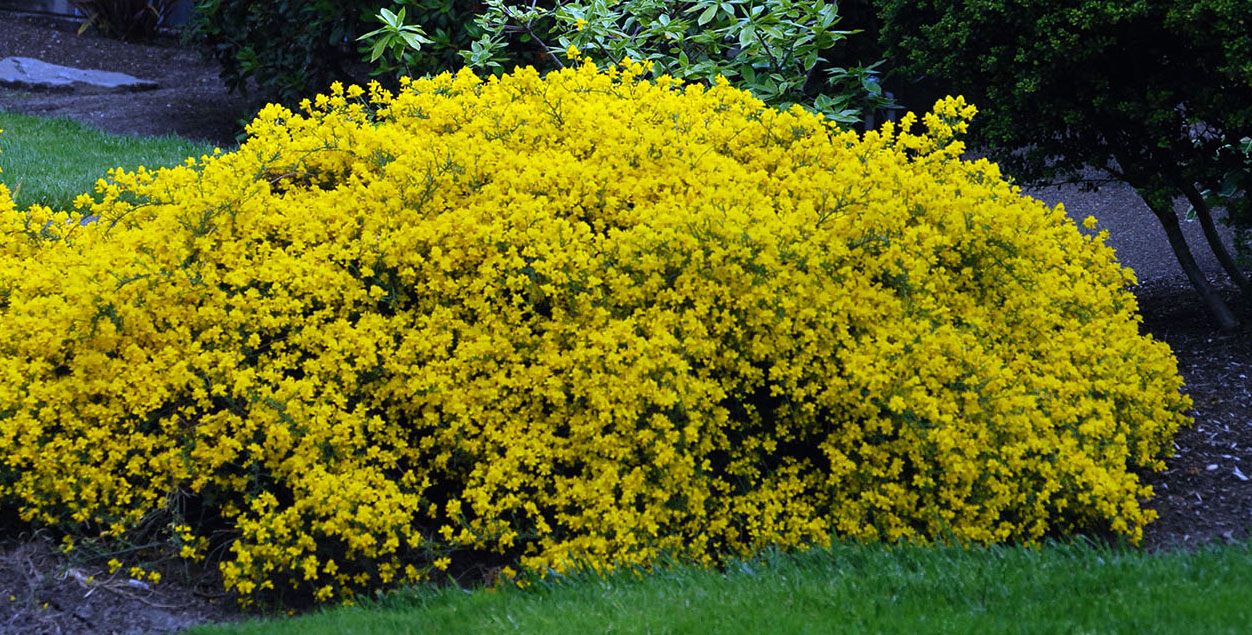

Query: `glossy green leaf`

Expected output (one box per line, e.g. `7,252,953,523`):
698,4,718,26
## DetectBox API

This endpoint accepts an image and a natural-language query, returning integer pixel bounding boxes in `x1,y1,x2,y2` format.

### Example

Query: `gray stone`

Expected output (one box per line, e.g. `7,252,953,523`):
0,56,159,93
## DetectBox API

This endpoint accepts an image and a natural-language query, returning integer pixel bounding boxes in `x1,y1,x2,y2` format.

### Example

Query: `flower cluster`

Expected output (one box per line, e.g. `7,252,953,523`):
0,63,1191,603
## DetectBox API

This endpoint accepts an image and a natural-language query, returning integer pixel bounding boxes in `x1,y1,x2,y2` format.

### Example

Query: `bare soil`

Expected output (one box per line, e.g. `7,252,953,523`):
0,11,1249,635
0,11,261,147
0,534,243,634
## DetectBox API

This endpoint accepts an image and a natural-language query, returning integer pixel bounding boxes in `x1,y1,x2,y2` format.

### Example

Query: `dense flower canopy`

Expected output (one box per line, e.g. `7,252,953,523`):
0,62,1191,603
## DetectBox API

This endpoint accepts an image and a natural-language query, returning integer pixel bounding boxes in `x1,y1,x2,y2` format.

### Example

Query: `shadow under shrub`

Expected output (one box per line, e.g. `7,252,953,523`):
0,64,1191,604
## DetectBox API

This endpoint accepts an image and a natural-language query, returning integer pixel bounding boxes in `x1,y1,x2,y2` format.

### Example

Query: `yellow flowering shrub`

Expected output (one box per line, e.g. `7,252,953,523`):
0,63,1191,603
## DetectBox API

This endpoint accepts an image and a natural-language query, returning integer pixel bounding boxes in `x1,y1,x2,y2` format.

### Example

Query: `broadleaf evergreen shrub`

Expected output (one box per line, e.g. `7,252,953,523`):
359,0,487,82
451,0,890,126
187,0,484,104
0,64,1191,604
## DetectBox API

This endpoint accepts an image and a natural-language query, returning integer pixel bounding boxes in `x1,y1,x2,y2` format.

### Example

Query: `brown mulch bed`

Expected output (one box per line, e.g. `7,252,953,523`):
1135,278,1252,549
1,10,1250,635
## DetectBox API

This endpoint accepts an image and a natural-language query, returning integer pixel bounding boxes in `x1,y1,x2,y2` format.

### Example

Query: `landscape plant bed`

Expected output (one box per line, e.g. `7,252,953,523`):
1133,277,1252,549
0,11,1250,635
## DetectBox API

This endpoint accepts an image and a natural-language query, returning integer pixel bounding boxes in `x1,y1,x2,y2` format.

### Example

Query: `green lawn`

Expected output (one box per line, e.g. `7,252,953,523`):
0,111,215,212
191,540,1252,634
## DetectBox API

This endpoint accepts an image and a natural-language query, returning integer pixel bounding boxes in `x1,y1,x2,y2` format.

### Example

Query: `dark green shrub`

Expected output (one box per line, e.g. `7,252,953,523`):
187,0,482,104
875,0,1252,329
448,0,891,126
188,0,364,103
360,0,486,81
71,0,175,41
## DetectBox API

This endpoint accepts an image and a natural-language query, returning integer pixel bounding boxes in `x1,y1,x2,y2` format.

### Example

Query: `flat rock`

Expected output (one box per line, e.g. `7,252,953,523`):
0,56,159,93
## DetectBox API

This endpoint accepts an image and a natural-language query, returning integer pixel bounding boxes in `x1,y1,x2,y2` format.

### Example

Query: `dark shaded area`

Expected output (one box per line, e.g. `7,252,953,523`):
0,11,261,146
0,536,243,634
1134,277,1252,551
0,12,1249,634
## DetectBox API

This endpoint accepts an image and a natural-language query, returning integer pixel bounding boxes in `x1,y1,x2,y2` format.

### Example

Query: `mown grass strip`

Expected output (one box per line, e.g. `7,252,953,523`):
0,111,215,211
192,539,1252,634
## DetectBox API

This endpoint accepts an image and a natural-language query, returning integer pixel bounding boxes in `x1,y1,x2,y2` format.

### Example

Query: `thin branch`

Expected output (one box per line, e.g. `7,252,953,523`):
501,3,565,69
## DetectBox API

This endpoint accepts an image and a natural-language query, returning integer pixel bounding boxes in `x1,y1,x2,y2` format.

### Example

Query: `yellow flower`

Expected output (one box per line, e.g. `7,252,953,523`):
0,61,1190,605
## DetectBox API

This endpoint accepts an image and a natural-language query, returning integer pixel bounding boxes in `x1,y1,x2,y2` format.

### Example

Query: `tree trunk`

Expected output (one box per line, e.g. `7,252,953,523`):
1178,180,1252,296
1143,195,1240,331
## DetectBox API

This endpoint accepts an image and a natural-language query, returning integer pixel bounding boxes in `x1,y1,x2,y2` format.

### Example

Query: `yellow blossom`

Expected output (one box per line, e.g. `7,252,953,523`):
0,63,1190,605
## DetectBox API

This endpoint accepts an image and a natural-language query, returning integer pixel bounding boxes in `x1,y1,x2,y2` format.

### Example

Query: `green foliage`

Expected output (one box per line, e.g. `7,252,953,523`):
362,0,890,126
187,0,486,104
875,0,1252,195
192,0,888,124
358,0,486,81
875,0,1252,323
487,0,891,124
1187,135,1252,265
70,0,174,42
187,0,368,103
357,6,434,78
